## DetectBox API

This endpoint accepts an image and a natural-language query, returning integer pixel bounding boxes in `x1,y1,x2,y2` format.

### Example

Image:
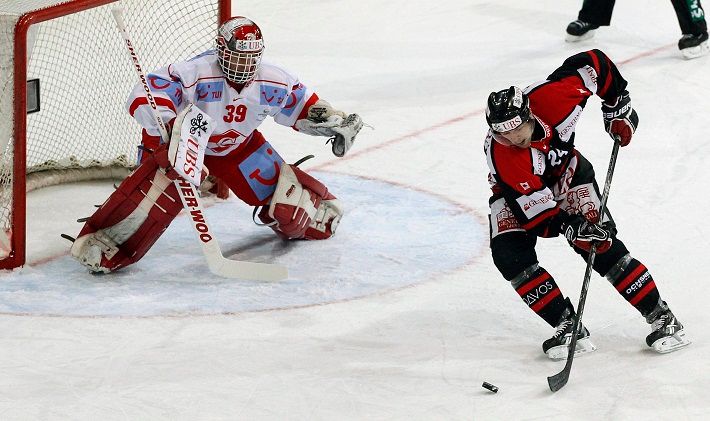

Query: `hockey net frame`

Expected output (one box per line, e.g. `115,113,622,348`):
0,0,231,269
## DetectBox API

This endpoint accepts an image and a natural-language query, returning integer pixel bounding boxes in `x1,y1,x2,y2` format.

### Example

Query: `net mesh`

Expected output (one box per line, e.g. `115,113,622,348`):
0,0,223,260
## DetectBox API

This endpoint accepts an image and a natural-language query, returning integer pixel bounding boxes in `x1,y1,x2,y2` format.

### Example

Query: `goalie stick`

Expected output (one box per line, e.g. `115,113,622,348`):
111,7,287,281
547,139,621,392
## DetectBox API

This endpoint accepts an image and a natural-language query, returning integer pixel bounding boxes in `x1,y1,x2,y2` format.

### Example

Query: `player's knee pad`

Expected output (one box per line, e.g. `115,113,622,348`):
257,164,343,240
490,232,539,281
70,147,184,273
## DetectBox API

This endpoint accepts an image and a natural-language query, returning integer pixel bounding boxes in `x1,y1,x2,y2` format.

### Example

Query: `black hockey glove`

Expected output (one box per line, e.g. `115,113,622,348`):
601,90,638,147
562,214,612,254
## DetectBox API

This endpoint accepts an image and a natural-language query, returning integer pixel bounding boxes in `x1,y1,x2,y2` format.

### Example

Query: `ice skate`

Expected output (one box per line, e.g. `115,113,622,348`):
543,299,597,360
565,20,599,42
646,302,691,354
679,32,709,59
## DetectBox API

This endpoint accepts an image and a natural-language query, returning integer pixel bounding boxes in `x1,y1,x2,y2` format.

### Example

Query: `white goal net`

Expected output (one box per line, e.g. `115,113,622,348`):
0,0,229,267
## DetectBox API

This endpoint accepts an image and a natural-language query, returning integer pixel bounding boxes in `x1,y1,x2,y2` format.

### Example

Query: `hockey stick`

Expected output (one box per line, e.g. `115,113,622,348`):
548,139,621,392
111,7,288,281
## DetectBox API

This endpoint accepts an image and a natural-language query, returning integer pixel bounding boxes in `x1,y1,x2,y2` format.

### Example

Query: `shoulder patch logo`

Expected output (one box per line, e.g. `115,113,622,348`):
195,81,224,103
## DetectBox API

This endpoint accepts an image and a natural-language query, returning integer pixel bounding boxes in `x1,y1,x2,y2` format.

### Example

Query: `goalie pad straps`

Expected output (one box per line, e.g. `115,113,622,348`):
70,148,183,273
258,164,343,240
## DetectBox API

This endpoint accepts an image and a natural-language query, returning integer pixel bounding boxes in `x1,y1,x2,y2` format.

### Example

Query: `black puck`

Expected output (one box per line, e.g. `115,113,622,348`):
482,381,499,393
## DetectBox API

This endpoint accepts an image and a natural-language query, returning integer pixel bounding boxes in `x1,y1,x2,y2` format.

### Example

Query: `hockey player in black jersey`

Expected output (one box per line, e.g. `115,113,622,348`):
483,49,690,359
565,0,709,59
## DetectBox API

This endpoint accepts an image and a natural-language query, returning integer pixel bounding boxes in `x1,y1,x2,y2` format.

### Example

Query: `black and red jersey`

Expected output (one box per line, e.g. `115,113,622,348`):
485,49,628,236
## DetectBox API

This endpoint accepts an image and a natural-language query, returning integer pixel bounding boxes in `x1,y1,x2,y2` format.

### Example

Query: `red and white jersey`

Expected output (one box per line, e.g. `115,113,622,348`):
485,49,629,236
127,50,318,159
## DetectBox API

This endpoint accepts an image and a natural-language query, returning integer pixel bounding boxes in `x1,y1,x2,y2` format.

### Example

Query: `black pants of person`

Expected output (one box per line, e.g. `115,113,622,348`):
578,0,707,35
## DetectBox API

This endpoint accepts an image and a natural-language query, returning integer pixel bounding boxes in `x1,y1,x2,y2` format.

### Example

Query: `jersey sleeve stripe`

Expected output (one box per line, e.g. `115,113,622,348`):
294,92,319,124
128,96,176,117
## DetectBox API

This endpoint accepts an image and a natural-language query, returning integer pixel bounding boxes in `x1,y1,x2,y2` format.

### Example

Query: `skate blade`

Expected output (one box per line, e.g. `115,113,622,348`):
651,330,691,354
546,338,597,360
681,41,710,59
565,30,596,43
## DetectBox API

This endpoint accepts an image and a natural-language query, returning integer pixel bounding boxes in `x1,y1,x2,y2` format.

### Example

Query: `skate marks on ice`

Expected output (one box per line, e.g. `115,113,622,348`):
0,172,485,317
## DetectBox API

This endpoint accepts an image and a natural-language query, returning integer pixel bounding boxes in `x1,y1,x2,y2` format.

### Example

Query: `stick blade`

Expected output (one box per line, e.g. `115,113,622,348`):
210,258,288,282
547,369,570,392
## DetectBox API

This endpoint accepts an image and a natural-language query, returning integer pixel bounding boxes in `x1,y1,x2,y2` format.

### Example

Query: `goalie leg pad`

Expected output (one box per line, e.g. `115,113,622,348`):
258,164,343,240
71,151,183,273
304,196,344,240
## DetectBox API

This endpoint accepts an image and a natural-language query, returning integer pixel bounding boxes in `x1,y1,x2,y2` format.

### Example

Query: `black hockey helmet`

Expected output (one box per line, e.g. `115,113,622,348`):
485,86,531,133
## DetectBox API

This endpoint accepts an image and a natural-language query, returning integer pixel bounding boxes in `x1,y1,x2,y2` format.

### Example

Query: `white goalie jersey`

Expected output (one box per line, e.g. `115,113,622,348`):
127,50,316,159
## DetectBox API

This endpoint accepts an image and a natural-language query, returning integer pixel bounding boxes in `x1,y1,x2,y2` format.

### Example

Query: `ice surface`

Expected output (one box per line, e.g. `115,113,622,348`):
1,0,708,419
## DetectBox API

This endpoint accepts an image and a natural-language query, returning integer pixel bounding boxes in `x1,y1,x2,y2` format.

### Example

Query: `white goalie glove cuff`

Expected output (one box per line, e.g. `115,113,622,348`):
294,114,345,137
294,100,363,157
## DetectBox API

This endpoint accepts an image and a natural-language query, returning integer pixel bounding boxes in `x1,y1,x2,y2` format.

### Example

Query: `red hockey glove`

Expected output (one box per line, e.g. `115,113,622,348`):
601,90,638,147
151,143,182,181
562,214,612,254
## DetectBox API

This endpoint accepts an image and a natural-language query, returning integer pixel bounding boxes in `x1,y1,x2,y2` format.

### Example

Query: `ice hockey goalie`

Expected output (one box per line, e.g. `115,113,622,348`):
70,16,363,273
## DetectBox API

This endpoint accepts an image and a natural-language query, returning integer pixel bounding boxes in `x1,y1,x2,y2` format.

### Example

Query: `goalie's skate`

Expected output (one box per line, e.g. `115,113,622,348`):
543,299,597,360
70,230,120,274
646,303,691,354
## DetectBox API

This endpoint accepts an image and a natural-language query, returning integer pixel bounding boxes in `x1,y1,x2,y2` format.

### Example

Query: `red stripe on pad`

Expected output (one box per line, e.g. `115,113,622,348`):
516,271,550,295
615,264,647,292
630,281,656,305
531,288,561,313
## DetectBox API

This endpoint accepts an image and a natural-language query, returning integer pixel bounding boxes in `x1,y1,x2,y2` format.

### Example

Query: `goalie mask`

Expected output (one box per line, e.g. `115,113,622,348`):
216,17,265,84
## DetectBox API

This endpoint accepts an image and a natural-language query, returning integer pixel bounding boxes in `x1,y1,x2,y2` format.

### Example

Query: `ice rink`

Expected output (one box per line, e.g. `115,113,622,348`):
1,0,709,419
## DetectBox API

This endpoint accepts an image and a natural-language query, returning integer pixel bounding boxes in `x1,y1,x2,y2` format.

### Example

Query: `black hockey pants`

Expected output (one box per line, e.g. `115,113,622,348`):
490,152,629,282
577,0,707,35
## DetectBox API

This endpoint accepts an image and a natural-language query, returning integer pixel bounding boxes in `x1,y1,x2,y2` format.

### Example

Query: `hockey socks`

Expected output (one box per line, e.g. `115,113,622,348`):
511,265,568,327
605,254,660,316
606,254,690,353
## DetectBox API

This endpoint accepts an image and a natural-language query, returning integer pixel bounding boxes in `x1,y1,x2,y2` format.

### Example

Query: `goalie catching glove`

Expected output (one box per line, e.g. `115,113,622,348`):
295,99,363,157
601,90,638,146
562,214,613,254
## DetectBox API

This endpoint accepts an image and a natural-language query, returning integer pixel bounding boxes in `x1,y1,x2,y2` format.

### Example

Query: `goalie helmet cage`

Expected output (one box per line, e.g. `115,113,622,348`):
0,0,231,269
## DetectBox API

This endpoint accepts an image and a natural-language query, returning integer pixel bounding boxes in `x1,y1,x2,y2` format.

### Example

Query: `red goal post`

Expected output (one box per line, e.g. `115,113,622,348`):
0,0,231,269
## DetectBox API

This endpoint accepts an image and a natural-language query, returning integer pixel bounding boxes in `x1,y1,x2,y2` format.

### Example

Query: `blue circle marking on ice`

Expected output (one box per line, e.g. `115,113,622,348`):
0,172,486,317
